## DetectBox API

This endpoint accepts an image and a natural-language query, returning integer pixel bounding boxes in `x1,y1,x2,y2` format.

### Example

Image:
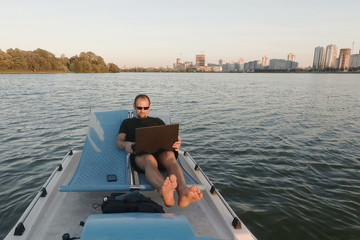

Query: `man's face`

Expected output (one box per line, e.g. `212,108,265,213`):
135,97,150,119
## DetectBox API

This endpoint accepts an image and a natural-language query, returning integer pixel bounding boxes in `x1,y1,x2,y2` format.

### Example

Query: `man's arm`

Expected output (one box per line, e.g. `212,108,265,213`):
116,133,135,153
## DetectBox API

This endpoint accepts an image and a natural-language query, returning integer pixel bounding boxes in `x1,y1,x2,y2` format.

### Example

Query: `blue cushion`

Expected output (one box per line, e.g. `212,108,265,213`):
81,213,197,240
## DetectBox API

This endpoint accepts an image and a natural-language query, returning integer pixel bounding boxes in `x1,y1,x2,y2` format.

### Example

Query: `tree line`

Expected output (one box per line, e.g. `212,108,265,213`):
0,48,120,73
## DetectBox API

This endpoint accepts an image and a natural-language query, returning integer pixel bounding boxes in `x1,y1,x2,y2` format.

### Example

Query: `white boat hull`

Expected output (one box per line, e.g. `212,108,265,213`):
5,148,256,240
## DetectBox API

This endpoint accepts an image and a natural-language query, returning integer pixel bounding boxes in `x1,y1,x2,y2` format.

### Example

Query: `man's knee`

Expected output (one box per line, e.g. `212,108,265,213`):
162,150,176,159
159,151,177,166
135,154,158,169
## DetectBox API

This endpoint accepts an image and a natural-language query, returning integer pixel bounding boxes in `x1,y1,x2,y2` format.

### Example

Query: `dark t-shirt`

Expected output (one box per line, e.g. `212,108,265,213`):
119,117,165,142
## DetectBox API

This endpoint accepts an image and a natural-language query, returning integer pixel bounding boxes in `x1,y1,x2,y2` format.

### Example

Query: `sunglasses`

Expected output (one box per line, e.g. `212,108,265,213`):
136,106,149,110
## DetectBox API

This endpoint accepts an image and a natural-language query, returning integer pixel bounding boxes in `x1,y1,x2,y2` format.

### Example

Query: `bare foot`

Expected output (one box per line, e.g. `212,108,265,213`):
178,185,203,207
161,174,177,207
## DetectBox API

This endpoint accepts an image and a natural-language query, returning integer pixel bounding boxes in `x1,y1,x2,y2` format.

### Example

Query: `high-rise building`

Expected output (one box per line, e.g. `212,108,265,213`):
338,48,351,70
313,46,326,69
196,54,206,67
262,56,269,66
269,59,298,70
238,58,245,71
324,44,338,68
287,53,296,62
219,59,224,66
246,60,262,70
350,52,360,68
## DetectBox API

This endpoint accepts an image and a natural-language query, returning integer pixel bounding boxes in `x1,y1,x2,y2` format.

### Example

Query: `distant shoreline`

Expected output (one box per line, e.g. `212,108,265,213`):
2,48,359,74
0,70,68,74
1,70,359,74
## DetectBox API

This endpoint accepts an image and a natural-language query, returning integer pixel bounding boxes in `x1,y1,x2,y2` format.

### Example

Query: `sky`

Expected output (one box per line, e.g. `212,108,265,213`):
1,0,360,68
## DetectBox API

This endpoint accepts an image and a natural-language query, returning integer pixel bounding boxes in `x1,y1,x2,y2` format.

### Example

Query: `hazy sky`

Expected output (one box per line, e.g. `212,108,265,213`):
1,0,359,67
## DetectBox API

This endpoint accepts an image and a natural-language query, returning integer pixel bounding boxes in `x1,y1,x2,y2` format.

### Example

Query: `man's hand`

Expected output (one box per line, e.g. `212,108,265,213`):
125,142,135,153
172,136,181,151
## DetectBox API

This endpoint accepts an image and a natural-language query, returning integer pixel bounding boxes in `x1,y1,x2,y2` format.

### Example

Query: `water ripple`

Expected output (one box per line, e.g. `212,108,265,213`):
1,73,359,240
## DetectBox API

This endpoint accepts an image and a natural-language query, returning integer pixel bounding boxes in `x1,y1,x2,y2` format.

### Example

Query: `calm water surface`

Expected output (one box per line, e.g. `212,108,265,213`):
0,73,359,240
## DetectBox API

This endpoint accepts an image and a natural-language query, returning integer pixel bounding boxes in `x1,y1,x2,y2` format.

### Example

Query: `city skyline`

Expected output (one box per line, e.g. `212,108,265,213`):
1,0,360,68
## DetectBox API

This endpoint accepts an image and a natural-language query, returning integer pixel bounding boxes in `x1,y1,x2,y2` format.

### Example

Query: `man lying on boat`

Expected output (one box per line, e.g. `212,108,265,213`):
116,94,203,207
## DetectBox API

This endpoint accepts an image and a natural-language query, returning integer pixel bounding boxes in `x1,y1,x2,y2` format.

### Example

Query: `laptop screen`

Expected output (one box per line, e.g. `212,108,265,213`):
135,124,179,154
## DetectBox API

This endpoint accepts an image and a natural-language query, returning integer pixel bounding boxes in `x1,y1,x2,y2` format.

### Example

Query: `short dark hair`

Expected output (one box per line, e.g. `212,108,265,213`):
134,94,151,106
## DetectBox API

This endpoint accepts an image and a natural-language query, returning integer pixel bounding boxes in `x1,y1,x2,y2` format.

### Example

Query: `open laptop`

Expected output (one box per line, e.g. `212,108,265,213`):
135,124,179,154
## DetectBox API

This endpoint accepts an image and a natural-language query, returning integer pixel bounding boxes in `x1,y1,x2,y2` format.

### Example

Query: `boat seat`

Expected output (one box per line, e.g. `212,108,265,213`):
80,213,225,240
60,110,199,192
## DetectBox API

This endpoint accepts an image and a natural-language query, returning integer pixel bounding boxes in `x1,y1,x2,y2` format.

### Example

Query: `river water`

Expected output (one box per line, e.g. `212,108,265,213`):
0,73,359,240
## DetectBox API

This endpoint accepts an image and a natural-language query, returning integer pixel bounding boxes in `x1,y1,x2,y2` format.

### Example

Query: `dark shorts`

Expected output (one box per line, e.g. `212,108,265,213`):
129,151,178,173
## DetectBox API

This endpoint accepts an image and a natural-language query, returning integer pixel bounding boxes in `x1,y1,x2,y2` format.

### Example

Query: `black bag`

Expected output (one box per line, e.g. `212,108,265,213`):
101,191,164,214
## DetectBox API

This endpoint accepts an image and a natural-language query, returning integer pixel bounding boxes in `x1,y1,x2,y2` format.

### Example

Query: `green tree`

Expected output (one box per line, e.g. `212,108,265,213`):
68,57,81,73
1,48,118,73
24,51,49,72
6,48,27,71
79,60,93,73
33,49,55,69
69,51,109,73
58,54,70,72
0,50,14,70
107,63,120,73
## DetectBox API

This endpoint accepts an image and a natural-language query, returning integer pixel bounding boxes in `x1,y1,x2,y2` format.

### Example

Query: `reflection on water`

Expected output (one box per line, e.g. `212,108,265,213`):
0,73,359,240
